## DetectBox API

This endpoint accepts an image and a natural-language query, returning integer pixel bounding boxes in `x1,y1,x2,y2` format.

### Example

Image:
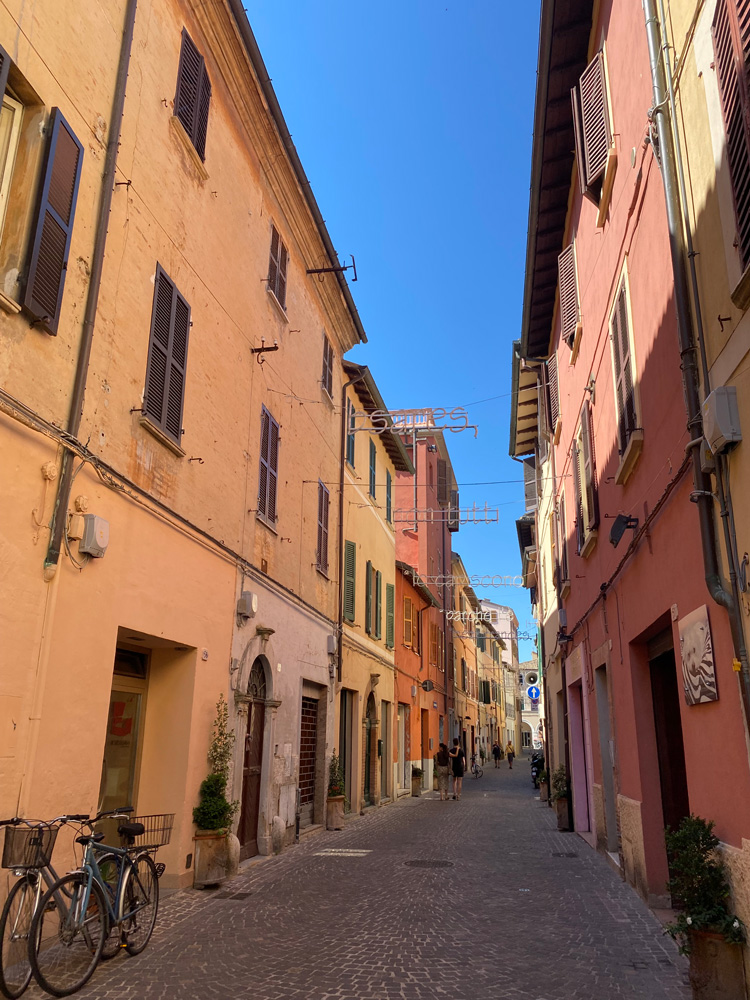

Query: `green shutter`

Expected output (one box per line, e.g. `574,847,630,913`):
365,559,372,634
386,470,392,523
385,584,395,648
375,570,382,639
369,439,376,497
344,541,356,622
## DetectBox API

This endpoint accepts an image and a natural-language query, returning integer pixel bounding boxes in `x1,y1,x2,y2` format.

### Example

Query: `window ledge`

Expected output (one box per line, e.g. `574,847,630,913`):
615,429,644,486
321,386,334,408
256,513,278,535
552,417,562,447
569,323,583,364
169,116,209,181
139,416,185,457
266,286,289,322
596,148,618,228
580,529,598,559
0,290,21,315
316,566,329,581
731,262,750,312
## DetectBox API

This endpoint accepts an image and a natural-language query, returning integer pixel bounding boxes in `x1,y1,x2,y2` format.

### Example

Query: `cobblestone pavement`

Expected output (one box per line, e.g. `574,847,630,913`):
46,758,690,1000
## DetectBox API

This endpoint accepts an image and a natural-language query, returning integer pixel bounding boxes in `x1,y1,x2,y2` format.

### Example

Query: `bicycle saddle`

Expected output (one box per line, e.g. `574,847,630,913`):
118,822,145,838
76,832,105,844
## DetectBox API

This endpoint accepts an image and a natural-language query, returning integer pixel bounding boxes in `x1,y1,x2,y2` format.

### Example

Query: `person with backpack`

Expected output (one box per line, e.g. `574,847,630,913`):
449,738,466,799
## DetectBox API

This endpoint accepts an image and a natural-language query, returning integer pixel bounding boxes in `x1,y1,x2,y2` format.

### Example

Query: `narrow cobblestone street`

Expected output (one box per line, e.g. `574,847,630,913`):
49,756,691,1000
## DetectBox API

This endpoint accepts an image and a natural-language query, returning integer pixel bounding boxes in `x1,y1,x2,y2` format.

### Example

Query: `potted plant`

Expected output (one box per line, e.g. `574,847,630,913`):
326,750,346,830
411,766,424,797
550,764,570,830
193,694,240,888
664,815,746,999
538,768,549,802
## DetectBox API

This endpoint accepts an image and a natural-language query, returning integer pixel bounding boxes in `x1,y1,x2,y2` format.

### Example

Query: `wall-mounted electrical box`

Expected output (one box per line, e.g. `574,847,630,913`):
79,515,109,558
237,591,258,620
703,386,741,454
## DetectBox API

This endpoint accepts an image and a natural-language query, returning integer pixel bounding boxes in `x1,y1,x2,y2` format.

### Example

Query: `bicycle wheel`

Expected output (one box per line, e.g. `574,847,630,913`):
477,766,483,778
95,853,122,960
0,875,37,998
122,854,158,955
30,873,107,998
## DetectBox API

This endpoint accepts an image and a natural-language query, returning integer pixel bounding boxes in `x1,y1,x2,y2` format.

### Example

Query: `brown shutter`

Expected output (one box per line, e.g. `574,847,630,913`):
344,541,356,622
258,408,269,518
24,109,84,335
277,241,288,308
175,29,210,161
0,43,10,101
403,596,413,647
316,482,329,572
547,354,559,429
558,243,580,346
448,488,460,531
143,264,190,444
268,226,288,308
610,283,637,453
579,52,612,186
437,458,449,506
713,0,750,267
581,400,599,531
573,438,584,553
571,85,589,196
267,416,279,522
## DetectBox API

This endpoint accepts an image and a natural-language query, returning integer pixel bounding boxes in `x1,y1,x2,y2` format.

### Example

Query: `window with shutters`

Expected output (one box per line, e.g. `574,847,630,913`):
461,658,468,691
558,243,582,356
609,275,643,482
143,264,191,447
572,402,599,558
375,570,382,640
257,406,280,526
430,622,438,665
365,560,373,635
174,29,211,162
713,0,750,277
321,334,334,397
546,355,560,445
385,583,395,649
316,481,329,574
0,91,22,242
267,225,289,310
386,470,392,524
571,49,617,226
346,398,355,466
437,459,449,507
403,596,414,648
343,540,356,623
369,439,376,498
558,493,570,593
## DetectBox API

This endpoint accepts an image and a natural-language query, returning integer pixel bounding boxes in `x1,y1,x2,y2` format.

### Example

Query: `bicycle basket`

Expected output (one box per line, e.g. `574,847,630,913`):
2,825,59,869
123,814,174,849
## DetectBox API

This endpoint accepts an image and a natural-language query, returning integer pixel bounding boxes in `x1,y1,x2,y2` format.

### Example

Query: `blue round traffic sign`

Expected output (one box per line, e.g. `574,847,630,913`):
527,685,541,702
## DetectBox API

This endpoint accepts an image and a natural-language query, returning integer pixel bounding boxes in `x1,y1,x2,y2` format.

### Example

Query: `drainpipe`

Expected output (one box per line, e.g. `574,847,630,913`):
643,0,750,724
44,0,138,579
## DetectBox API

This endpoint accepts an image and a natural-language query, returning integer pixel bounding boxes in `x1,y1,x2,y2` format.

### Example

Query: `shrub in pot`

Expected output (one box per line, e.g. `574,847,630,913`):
411,766,424,797
665,815,746,999
550,764,570,830
538,769,549,802
326,750,346,830
193,694,240,888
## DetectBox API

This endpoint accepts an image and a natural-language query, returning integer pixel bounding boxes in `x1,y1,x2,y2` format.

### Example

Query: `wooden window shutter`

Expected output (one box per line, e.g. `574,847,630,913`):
579,52,612,187
322,335,333,396
375,570,382,639
268,225,288,308
346,398,355,466
580,401,599,531
430,622,437,664
316,482,329,573
365,560,373,634
143,264,190,444
713,0,750,268
403,596,413,647
258,407,279,522
573,437,585,554
546,355,559,431
23,109,84,336
0,43,10,102
452,644,457,682
385,583,395,648
559,493,569,583
369,439,376,497
558,243,580,347
448,489,460,531
610,283,637,453
175,29,211,161
343,541,356,622
437,459,449,506
386,470,392,523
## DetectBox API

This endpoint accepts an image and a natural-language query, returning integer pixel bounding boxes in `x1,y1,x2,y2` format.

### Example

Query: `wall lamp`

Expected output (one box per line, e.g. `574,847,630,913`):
608,513,639,547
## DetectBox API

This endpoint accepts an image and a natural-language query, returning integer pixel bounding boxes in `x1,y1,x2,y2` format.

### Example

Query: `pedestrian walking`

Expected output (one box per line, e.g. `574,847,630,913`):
449,738,465,799
435,742,450,800
506,740,515,769
492,741,501,767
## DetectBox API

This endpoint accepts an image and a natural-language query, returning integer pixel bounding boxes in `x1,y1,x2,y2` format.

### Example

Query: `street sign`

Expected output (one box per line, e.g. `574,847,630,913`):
527,685,541,702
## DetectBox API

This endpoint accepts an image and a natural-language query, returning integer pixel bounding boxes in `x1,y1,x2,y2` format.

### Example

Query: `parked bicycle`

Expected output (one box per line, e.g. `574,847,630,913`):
27,810,171,997
470,754,483,778
0,814,90,999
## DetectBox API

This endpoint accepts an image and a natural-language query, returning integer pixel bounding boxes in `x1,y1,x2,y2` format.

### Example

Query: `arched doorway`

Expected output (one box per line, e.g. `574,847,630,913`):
363,693,377,806
238,659,266,860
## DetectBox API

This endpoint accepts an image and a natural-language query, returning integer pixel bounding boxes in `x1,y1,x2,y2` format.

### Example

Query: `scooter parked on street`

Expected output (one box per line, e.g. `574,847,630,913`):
530,750,545,788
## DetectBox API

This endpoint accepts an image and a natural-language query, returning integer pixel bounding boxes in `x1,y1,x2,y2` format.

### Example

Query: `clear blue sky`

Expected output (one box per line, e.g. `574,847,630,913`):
247,1,541,659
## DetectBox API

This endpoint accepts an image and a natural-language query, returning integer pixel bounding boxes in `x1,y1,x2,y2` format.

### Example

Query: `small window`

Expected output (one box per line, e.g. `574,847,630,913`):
321,334,333,396
343,540,356,623
0,92,22,239
346,398,355,466
143,264,191,445
571,50,616,221
174,29,211,161
316,482,329,574
369,439,376,498
385,583,395,649
258,406,280,525
403,596,413,647
268,224,288,309
386,470,392,523
610,279,638,454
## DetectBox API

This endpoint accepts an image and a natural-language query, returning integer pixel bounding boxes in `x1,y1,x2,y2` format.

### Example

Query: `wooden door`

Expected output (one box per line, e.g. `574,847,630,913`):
650,649,690,834
238,699,264,860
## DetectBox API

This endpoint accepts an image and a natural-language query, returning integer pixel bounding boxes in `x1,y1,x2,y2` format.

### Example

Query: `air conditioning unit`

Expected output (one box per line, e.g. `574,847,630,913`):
411,685,418,697
558,609,567,629
703,386,741,454
79,515,109,558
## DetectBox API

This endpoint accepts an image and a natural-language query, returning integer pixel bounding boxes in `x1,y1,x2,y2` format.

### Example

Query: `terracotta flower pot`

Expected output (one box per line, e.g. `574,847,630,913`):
326,795,345,831
688,930,747,1000
539,780,549,802
554,796,570,830
193,829,240,888
411,775,423,797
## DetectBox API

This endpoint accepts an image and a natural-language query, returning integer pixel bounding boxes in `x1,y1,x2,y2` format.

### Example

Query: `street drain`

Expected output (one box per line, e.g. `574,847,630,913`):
404,860,453,868
551,852,579,858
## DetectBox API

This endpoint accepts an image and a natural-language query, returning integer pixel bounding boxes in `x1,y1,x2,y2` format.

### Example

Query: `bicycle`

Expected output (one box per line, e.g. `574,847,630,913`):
28,811,172,998
0,813,91,999
470,755,483,778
